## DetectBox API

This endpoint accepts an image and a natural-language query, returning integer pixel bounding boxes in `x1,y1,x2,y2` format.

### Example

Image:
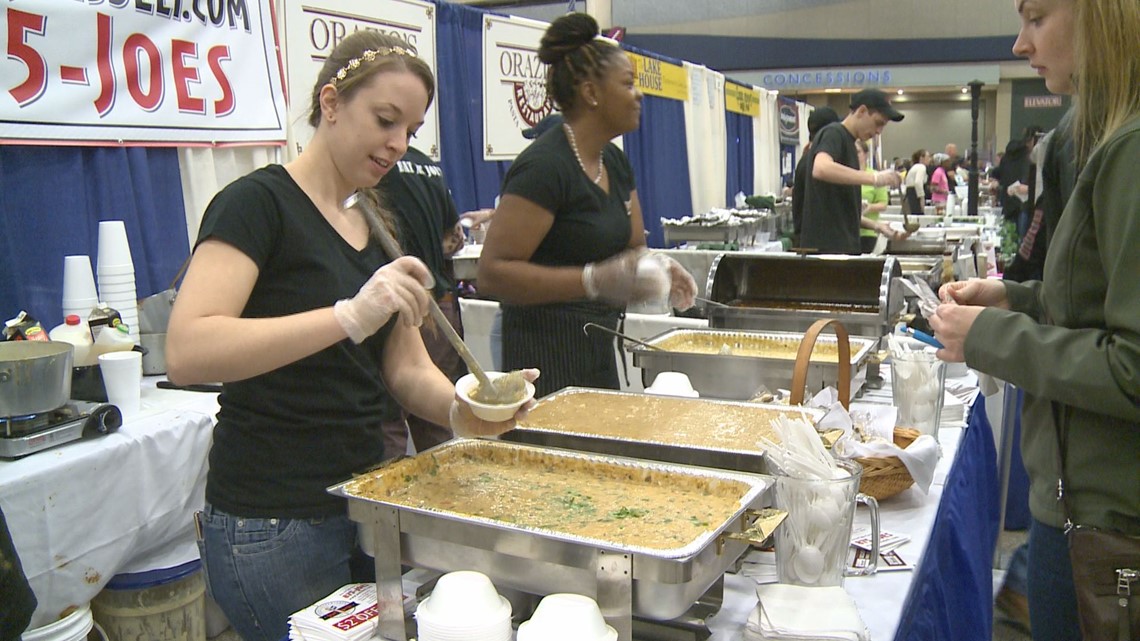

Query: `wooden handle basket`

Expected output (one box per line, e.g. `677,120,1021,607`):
855,427,921,500
789,318,851,409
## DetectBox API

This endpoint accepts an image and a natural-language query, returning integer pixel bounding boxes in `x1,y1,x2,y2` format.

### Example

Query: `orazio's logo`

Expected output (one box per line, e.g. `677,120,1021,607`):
499,47,553,128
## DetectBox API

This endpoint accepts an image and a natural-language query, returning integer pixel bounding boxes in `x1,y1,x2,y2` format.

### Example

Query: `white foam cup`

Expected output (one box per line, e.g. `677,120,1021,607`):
420,571,505,621
518,593,617,641
97,220,134,273
62,255,99,306
98,351,142,417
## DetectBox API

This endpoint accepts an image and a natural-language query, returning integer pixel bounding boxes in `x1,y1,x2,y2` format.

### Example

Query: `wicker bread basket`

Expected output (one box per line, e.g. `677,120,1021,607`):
854,427,921,500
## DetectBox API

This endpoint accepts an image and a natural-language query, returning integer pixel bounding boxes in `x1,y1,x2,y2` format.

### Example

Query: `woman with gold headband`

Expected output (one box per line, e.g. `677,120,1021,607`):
478,13,697,397
166,32,537,640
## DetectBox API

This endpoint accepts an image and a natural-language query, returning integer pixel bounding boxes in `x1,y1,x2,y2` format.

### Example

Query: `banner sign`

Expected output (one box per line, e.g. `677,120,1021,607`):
1024,95,1063,109
482,14,551,161
0,0,286,145
281,0,438,158
777,98,800,146
628,51,687,102
725,82,759,117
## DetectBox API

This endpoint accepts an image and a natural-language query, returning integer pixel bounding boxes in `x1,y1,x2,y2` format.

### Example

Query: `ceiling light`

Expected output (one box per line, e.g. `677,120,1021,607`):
961,87,969,93
897,89,904,95
824,88,842,93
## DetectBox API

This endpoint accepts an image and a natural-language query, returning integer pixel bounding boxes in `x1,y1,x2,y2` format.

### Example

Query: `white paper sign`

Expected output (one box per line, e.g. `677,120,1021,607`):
280,0,438,158
482,14,553,161
0,0,286,145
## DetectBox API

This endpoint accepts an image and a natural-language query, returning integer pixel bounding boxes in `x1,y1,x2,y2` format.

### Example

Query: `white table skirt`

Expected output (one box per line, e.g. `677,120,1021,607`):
0,378,218,628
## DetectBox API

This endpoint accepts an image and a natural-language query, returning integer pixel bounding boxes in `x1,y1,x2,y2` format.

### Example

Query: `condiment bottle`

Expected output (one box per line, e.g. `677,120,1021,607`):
49,314,95,366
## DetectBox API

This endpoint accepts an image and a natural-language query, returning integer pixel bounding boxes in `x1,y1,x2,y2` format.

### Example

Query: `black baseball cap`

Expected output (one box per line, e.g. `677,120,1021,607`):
522,113,564,140
807,106,840,137
850,89,904,122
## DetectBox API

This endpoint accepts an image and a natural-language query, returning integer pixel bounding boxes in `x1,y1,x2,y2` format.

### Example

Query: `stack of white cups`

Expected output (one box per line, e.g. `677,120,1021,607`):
61,255,99,321
96,220,139,344
414,571,512,641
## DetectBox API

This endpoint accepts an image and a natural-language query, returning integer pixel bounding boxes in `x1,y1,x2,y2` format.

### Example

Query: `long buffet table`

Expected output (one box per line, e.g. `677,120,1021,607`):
1,338,1000,640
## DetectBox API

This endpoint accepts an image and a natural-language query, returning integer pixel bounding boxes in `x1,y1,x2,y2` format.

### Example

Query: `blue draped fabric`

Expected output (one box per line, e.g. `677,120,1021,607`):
434,0,512,213
621,46,690,249
0,146,189,329
725,110,754,203
894,394,1001,641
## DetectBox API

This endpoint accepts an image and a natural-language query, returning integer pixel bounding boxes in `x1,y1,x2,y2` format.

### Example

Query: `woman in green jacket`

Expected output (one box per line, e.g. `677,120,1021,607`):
930,1,1140,638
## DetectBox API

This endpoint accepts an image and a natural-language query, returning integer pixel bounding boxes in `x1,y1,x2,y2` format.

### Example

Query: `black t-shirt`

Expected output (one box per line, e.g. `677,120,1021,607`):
801,122,862,254
791,149,809,237
500,126,635,269
379,147,459,299
196,165,397,518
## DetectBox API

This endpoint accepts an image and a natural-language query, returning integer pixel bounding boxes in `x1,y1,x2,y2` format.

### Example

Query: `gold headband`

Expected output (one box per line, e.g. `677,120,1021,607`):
330,46,415,87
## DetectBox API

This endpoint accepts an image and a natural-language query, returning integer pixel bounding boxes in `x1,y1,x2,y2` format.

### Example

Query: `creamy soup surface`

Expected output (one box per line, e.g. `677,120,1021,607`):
653,333,843,361
522,391,814,453
347,446,749,550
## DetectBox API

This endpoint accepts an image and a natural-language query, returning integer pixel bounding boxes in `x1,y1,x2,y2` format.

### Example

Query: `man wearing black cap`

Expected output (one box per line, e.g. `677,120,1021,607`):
801,89,904,254
792,106,839,246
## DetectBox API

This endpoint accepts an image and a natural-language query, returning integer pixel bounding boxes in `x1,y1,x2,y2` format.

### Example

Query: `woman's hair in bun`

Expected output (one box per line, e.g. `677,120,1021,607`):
539,12,625,113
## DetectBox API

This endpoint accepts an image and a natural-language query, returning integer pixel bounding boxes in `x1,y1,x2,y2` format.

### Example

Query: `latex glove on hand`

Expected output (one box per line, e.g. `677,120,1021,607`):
873,170,901,188
582,248,670,305
928,304,985,362
333,256,434,343
662,256,697,311
450,368,541,437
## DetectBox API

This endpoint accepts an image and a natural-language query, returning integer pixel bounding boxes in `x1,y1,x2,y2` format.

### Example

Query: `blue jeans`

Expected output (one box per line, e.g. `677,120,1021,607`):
1004,542,1029,595
197,503,356,641
1026,518,1081,641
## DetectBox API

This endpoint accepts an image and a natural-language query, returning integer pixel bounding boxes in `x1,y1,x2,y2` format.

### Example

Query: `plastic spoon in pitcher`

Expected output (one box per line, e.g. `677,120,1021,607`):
344,192,526,404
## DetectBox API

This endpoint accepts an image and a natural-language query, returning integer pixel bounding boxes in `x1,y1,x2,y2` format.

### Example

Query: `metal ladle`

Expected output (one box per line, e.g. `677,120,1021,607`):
346,193,525,405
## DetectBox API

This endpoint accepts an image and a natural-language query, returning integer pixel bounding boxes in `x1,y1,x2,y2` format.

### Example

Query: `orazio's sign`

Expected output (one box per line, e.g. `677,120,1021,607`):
482,14,551,161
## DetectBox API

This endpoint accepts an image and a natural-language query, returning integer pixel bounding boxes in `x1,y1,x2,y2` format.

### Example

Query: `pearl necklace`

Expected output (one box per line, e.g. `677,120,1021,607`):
563,123,604,185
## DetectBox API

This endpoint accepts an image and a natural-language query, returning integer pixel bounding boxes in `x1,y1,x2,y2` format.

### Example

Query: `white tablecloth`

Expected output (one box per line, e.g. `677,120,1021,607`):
0,378,218,628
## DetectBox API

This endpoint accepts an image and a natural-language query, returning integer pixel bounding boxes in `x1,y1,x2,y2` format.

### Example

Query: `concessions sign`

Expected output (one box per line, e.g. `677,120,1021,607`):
281,0,437,157
725,82,759,117
628,51,686,102
482,14,550,161
0,0,286,145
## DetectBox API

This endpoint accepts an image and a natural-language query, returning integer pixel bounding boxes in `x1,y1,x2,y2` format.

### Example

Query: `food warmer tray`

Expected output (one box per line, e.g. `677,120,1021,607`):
704,253,903,340
330,439,772,641
629,327,875,402
504,387,824,474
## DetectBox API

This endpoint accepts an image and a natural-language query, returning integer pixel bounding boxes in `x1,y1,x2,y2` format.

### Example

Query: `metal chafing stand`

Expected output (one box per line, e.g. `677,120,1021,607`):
331,440,773,641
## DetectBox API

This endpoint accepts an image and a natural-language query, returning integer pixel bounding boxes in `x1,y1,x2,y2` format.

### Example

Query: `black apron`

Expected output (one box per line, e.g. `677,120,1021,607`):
502,301,622,398
904,186,923,216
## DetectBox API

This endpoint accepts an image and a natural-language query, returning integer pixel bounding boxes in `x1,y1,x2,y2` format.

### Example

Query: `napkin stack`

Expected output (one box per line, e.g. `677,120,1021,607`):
288,583,379,641
745,584,869,641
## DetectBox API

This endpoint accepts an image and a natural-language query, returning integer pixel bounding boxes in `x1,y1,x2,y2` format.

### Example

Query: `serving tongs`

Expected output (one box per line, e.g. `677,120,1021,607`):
583,322,665,351
345,192,525,403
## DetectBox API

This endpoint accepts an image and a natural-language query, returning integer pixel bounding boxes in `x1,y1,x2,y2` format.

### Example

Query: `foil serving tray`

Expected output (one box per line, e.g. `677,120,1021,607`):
506,387,824,474
629,327,875,402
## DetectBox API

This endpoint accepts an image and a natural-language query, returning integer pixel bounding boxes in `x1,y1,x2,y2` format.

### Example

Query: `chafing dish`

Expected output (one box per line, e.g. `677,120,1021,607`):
704,253,903,339
628,327,875,401
331,439,772,641
504,387,824,474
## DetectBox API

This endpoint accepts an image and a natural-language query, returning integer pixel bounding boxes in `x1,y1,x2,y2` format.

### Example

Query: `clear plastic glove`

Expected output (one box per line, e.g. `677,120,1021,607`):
938,277,1009,308
450,368,540,437
661,255,697,311
582,248,669,305
872,170,901,188
333,256,434,343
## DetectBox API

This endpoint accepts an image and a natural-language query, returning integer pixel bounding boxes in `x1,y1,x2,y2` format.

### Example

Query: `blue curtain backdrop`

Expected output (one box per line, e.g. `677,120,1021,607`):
0,146,189,330
621,46,691,249
725,110,754,203
434,0,512,213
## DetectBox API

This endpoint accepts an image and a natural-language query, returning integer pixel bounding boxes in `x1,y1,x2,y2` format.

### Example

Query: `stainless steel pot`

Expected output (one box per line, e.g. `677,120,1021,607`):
0,341,74,416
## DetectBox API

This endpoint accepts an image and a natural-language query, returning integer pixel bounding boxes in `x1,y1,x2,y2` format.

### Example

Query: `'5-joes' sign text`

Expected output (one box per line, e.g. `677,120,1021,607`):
1,0,287,146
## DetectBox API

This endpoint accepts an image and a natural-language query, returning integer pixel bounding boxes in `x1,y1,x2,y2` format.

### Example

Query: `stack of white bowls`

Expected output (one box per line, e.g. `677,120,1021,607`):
61,255,99,321
414,571,512,641
517,593,618,641
96,220,139,344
